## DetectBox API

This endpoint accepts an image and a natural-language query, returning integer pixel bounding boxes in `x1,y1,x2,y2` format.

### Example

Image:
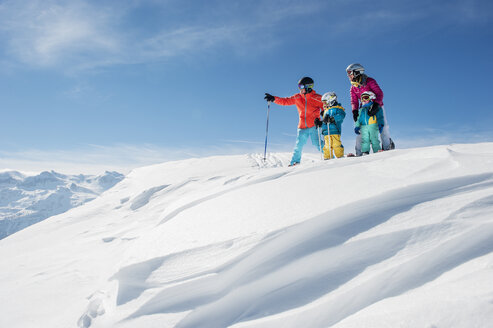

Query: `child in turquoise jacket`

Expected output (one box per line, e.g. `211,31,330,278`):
354,91,384,154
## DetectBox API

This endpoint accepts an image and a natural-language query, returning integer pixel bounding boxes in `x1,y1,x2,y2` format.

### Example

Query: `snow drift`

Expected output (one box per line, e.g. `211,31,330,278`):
0,143,492,328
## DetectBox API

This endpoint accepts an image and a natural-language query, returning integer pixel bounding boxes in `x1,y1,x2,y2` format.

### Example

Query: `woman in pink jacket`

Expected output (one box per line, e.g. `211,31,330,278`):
347,63,394,155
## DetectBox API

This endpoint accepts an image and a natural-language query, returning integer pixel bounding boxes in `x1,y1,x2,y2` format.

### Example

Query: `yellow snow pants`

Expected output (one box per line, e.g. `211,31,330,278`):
323,134,344,159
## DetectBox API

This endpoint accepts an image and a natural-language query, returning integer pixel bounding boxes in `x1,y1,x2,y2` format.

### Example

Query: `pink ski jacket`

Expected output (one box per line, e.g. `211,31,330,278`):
350,76,384,112
274,91,324,129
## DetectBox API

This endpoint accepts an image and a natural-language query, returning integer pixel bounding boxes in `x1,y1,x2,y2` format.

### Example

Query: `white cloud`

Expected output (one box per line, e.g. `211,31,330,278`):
0,0,120,69
0,141,275,175
0,0,322,72
0,144,182,174
2,126,491,175
391,126,493,149
137,25,237,59
0,0,489,73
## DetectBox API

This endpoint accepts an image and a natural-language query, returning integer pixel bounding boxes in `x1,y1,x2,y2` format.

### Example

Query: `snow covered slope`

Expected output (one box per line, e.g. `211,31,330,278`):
1,144,493,328
0,170,124,239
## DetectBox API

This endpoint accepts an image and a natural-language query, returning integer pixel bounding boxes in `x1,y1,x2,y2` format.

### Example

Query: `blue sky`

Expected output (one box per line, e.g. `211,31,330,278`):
0,0,492,173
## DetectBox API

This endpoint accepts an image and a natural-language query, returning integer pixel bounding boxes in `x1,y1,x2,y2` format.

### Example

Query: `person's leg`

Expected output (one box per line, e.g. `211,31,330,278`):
323,135,331,159
309,127,321,151
380,106,393,150
331,134,344,158
369,125,381,152
355,133,362,156
360,126,371,154
290,128,309,165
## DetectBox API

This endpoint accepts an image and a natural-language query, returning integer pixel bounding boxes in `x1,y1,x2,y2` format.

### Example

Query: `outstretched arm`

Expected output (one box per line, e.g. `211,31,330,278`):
274,95,297,106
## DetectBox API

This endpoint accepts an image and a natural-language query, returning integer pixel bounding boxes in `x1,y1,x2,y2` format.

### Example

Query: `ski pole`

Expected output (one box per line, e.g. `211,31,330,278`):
263,101,271,162
329,132,333,159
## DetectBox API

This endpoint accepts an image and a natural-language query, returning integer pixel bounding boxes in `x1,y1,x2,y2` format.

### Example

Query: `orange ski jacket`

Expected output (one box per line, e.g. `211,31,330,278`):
274,91,324,129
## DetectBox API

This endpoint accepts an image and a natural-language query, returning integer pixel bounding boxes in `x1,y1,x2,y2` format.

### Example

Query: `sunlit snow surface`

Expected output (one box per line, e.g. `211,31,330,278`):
1,144,493,328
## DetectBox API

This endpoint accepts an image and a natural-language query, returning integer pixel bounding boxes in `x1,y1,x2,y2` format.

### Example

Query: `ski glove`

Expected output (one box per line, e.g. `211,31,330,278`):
367,102,379,116
314,117,322,128
354,127,360,135
353,110,359,122
325,116,335,124
264,93,275,102
378,124,384,133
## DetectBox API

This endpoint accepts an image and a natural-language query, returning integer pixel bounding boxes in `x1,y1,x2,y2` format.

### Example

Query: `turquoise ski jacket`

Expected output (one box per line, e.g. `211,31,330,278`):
321,103,346,135
355,101,384,128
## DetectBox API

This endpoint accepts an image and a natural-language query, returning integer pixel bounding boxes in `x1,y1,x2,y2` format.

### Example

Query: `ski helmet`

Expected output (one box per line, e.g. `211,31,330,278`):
346,63,365,77
360,90,376,101
322,92,337,106
298,77,314,92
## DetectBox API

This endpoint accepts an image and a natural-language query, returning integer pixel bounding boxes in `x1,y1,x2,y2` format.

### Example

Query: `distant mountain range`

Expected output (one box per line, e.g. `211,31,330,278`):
0,170,124,239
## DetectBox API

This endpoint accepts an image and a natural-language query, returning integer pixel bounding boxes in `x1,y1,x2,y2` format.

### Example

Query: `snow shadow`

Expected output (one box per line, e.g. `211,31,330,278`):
126,173,493,327
157,171,289,225
302,223,493,328
130,185,169,210
112,239,244,306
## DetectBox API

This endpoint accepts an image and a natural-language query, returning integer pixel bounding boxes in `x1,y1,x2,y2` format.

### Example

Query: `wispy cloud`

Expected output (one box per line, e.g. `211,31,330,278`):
0,0,322,72
0,0,120,69
1,0,487,72
0,143,195,174
0,141,279,175
1,126,491,175
137,25,237,60
392,125,493,149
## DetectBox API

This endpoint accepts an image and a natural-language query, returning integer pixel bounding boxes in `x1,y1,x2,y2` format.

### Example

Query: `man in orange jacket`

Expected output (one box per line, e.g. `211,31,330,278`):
265,77,324,166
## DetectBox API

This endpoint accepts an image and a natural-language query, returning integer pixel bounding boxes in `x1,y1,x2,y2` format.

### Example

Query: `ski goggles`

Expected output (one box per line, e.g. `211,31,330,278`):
361,94,372,101
298,83,314,90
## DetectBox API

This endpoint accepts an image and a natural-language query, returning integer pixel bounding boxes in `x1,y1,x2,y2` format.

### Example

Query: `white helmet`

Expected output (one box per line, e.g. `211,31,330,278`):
322,92,337,106
346,63,365,76
360,90,376,101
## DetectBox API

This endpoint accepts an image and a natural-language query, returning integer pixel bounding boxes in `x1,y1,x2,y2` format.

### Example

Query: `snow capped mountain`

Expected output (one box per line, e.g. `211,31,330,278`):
0,144,492,328
0,170,124,239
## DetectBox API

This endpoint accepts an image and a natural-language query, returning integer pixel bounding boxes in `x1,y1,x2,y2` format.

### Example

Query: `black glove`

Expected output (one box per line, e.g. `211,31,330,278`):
353,110,359,122
264,93,275,102
314,117,322,127
367,102,379,116
354,127,360,135
328,116,335,124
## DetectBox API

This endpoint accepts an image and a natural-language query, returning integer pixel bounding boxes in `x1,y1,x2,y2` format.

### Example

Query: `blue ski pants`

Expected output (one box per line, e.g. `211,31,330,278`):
290,127,321,165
